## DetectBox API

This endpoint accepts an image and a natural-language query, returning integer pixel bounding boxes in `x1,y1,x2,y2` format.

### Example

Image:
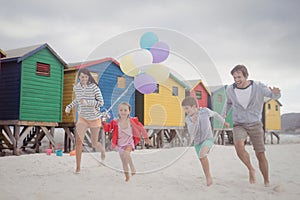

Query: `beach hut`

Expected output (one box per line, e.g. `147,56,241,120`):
210,85,233,144
0,43,66,154
186,79,211,108
0,48,6,77
262,98,282,144
135,73,188,148
0,48,6,58
263,98,282,130
61,58,135,151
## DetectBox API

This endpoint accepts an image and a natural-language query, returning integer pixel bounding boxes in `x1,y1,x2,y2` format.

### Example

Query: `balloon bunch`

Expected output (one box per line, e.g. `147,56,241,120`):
119,32,170,94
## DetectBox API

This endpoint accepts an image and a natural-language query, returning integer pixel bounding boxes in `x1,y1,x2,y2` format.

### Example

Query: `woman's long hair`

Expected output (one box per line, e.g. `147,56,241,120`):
78,68,98,86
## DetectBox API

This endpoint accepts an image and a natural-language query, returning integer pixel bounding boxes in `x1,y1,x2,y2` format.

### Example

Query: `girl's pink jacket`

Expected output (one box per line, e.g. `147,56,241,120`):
103,117,149,148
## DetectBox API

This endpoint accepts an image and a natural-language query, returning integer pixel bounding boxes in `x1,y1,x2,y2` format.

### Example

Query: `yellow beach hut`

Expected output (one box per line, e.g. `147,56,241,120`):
135,73,188,148
263,98,282,131
262,98,282,144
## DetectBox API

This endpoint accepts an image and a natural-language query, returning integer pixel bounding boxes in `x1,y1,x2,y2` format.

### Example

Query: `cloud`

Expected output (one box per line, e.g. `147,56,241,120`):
1,0,299,113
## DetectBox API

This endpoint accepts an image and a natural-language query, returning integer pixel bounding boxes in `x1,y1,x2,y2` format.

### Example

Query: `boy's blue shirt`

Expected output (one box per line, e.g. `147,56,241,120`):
185,107,225,145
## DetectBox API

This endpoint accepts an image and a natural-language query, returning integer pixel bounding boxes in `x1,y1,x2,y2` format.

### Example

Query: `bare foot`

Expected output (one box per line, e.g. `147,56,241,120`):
249,169,256,184
74,168,80,174
264,180,270,187
206,177,213,186
131,168,136,176
125,172,130,182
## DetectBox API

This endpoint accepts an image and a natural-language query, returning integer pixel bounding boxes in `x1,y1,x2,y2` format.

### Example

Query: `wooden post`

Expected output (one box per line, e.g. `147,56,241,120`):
40,126,57,149
64,127,75,145
3,126,16,154
14,125,20,155
0,126,13,151
35,127,43,153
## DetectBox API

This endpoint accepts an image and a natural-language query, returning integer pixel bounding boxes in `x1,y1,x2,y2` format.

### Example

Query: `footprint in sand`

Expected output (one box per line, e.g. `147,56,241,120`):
272,185,283,192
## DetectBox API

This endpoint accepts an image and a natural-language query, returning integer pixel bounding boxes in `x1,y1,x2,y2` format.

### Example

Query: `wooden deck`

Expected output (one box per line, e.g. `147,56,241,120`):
0,120,58,155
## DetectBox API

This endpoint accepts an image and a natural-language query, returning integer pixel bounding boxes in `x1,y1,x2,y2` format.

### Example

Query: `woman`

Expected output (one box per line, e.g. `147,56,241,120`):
65,68,105,174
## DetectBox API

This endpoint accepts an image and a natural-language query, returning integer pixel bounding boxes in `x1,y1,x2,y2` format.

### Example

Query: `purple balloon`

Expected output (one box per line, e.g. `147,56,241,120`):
150,42,170,63
134,74,157,94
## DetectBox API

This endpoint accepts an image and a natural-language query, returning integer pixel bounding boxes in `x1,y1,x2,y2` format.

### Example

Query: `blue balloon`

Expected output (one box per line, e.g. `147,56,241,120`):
140,32,159,50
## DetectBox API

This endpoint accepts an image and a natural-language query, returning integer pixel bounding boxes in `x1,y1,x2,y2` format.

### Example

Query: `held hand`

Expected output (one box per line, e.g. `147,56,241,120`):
269,86,281,94
65,107,71,116
145,138,152,146
224,122,230,128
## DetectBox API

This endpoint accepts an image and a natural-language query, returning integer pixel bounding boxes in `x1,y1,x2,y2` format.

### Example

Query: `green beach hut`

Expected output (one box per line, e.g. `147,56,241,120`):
0,43,66,154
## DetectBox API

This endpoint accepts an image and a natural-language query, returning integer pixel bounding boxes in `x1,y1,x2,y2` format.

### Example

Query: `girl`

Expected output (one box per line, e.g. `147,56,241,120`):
65,68,105,174
103,102,151,181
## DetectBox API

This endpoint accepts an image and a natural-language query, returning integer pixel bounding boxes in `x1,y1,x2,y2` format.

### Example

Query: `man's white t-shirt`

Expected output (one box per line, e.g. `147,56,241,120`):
234,85,252,109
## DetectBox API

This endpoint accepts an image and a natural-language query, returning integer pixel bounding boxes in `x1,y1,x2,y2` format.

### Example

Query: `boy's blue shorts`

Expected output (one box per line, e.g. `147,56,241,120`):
194,139,214,158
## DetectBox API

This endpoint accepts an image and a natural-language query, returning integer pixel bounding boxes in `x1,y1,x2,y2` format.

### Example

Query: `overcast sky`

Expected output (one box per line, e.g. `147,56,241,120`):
1,0,299,114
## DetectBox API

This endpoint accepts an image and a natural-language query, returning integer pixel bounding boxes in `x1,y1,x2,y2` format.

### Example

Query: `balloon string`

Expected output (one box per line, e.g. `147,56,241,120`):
105,81,134,114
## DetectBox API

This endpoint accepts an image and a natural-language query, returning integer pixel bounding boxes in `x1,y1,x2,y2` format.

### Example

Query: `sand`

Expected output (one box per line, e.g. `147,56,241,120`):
1,138,300,200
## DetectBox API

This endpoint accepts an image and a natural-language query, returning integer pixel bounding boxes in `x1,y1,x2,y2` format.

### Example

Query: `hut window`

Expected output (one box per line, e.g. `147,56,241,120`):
117,76,126,88
154,84,159,93
275,105,279,111
268,104,271,110
172,86,178,96
217,94,222,103
196,90,202,99
36,62,50,77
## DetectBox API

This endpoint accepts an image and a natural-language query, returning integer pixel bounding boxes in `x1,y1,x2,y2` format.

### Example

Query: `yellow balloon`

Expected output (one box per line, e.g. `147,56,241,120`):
146,64,169,83
120,54,140,77
148,104,167,126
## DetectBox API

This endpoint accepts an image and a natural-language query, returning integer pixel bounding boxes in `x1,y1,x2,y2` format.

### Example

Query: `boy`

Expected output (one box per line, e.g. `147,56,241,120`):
182,96,229,186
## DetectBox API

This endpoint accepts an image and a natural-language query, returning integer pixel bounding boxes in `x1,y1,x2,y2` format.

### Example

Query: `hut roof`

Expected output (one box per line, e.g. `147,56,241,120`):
1,43,67,68
168,73,189,89
0,48,6,57
185,79,211,95
264,97,282,106
67,57,120,69
208,85,228,94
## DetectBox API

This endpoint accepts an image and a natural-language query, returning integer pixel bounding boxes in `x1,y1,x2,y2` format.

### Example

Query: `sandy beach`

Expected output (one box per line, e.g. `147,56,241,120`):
1,134,300,200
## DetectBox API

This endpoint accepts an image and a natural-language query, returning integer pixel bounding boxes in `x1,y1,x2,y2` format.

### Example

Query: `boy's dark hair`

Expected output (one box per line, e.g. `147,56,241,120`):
231,64,249,78
181,96,197,107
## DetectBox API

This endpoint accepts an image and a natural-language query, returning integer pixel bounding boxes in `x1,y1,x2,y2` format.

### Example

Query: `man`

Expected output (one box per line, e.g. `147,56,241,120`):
223,65,281,186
